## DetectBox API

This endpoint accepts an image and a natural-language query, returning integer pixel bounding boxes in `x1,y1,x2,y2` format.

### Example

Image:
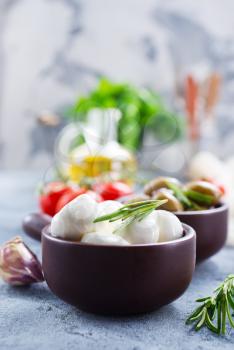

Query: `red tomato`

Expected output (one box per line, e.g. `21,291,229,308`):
55,189,103,213
93,181,132,200
218,184,226,195
39,182,71,216
55,188,87,213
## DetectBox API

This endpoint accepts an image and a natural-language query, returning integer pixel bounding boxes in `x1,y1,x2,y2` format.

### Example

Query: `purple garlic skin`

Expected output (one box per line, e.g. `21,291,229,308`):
0,236,44,286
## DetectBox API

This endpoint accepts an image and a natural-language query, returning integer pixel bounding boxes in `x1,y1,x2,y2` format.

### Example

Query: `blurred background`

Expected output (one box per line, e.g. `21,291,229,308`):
0,0,234,172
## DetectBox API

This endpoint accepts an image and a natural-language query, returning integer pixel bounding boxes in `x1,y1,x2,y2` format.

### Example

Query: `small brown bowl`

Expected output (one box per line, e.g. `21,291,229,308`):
42,224,196,315
175,203,228,263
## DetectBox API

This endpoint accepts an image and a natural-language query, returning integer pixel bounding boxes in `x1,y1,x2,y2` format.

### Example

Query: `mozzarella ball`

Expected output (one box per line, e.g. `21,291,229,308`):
51,194,98,240
51,209,79,240
94,200,123,233
124,211,159,244
155,210,183,242
81,232,129,246
66,194,98,234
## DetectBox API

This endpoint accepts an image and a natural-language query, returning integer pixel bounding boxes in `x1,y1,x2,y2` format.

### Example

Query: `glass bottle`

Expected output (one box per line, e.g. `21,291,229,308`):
55,108,137,184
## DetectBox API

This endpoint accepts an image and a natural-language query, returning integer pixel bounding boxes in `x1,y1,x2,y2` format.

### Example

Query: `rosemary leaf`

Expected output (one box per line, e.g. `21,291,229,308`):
196,297,211,302
226,296,234,328
195,309,206,331
227,292,234,310
205,313,219,334
217,301,222,334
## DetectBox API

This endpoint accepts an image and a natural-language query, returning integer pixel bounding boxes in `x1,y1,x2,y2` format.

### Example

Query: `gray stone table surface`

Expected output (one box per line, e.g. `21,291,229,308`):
0,171,234,350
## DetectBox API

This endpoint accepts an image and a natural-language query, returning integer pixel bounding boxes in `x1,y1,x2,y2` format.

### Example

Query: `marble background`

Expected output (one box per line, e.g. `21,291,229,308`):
0,0,234,170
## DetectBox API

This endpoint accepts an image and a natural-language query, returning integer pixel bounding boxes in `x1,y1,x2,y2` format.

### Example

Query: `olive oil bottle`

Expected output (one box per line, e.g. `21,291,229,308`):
56,108,137,184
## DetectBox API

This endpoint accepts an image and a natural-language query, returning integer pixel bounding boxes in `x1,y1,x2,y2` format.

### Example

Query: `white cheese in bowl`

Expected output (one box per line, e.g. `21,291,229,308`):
155,210,183,242
50,194,183,245
51,194,98,240
93,200,122,233
81,232,129,245
123,211,159,244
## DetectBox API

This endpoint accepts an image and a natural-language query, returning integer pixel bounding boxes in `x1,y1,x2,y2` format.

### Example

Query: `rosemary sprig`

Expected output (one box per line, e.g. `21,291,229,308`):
93,199,167,233
186,275,234,335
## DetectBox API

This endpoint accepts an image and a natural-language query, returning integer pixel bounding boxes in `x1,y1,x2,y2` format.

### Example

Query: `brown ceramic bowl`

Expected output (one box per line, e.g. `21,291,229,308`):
175,203,228,263
42,224,196,315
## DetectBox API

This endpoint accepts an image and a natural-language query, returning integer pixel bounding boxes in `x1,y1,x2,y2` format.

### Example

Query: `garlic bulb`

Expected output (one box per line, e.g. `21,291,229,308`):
81,232,129,246
155,210,183,242
0,236,44,286
123,211,159,244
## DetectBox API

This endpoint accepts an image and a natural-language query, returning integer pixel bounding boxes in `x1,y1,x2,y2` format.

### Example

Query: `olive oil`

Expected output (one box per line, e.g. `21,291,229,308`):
56,108,137,184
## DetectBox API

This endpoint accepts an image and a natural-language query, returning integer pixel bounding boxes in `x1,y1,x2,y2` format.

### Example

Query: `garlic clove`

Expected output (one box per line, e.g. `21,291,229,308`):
81,232,129,246
155,210,183,242
0,236,44,286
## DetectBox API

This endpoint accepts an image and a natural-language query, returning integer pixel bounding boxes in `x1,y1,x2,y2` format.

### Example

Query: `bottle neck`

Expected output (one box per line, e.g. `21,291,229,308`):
85,108,121,147
103,108,121,144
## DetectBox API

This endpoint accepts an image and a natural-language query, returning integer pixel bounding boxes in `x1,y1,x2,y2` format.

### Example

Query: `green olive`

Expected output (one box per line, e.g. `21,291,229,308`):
144,177,181,196
124,194,150,204
152,188,184,212
184,180,222,206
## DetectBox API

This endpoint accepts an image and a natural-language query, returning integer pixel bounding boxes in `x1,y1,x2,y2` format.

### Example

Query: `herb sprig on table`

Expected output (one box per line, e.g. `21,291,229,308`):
94,199,167,233
186,275,234,335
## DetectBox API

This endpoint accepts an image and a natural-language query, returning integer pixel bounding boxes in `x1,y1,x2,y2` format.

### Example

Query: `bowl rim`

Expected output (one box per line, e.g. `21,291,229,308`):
175,201,228,216
42,222,195,249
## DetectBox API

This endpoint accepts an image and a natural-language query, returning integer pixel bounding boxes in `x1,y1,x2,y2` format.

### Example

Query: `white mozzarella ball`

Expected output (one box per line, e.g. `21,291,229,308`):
81,232,130,246
51,209,80,240
94,200,123,233
155,210,183,242
66,194,98,234
124,211,159,244
51,194,98,240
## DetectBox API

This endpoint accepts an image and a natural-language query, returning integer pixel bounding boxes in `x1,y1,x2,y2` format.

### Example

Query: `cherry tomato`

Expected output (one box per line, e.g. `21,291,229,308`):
93,181,132,200
55,189,103,213
39,182,70,216
218,184,226,195
55,188,86,213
